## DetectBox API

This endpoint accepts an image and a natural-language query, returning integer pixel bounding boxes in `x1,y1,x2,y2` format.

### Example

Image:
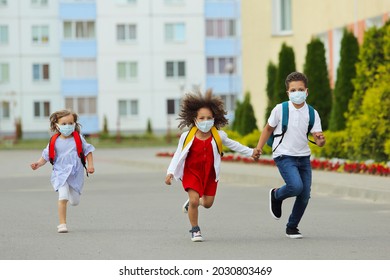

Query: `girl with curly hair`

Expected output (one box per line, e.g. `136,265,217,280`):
30,109,95,233
165,89,260,242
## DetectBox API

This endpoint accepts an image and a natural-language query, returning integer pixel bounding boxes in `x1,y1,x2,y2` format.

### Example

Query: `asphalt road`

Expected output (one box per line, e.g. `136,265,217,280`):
0,148,389,260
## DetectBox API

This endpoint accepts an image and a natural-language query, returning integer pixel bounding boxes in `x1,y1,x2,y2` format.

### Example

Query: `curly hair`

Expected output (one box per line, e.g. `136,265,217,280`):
178,88,228,130
285,71,308,89
49,109,81,133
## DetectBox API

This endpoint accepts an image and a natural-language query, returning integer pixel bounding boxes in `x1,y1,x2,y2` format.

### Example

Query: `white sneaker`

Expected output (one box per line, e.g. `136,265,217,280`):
182,199,189,213
57,224,68,233
191,230,204,242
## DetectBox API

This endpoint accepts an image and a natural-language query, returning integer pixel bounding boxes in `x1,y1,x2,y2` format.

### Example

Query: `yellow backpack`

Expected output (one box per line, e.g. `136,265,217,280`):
182,126,223,156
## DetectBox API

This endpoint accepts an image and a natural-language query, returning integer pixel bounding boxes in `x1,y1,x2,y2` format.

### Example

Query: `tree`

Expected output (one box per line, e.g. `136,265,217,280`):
146,118,153,135
232,99,243,132
344,21,390,161
264,61,277,123
274,43,296,106
232,92,258,136
328,29,359,131
346,22,388,121
303,38,332,130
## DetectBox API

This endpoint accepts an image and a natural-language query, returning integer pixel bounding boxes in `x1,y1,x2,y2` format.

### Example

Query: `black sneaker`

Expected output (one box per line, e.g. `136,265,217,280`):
269,188,282,219
286,227,303,239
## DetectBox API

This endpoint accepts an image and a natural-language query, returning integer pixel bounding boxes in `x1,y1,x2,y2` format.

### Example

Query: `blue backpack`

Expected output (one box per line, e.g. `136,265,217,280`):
267,101,316,152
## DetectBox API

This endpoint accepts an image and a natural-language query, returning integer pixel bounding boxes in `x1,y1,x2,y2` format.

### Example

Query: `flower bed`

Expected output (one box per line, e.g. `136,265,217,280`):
156,152,390,177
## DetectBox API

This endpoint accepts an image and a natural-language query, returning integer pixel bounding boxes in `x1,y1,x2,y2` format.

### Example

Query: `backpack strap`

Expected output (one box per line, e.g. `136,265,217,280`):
211,126,223,156
271,101,289,152
73,131,88,177
182,126,223,156
182,126,198,151
48,133,60,165
307,105,317,145
48,131,88,176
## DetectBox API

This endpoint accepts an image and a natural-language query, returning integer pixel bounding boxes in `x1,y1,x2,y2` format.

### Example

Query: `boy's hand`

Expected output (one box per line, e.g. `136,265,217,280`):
313,132,326,147
165,174,173,185
251,148,262,160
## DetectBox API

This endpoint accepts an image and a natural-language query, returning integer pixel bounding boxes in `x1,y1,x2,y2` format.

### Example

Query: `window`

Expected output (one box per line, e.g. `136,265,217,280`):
65,97,97,115
206,57,235,75
0,63,9,83
220,94,236,111
1,101,10,118
63,21,95,39
64,59,96,79
117,62,138,80
34,101,50,118
116,0,136,4
206,19,236,38
33,64,50,81
32,25,49,44
31,0,48,6
118,100,138,116
165,61,185,78
117,24,137,42
272,0,292,35
165,23,185,42
366,15,384,29
164,0,184,4
167,99,180,115
0,25,8,44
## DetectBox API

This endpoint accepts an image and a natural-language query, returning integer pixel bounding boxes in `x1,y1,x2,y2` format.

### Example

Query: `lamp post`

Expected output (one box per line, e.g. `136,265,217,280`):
225,62,234,94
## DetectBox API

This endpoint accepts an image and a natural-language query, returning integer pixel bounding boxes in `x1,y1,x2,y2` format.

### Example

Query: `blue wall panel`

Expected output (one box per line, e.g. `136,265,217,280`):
61,80,98,96
60,2,96,20
61,41,97,58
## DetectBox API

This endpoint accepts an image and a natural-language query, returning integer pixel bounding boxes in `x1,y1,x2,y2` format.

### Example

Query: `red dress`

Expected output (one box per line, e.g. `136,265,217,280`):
182,136,218,197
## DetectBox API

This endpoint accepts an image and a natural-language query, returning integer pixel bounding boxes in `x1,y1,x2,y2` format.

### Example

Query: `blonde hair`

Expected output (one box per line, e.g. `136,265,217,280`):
178,88,228,130
49,109,81,133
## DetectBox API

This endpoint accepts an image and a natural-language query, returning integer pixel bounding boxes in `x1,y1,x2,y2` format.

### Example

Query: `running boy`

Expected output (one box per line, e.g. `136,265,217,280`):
255,72,326,239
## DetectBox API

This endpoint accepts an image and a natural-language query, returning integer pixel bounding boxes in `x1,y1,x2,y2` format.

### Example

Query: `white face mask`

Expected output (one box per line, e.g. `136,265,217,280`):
195,119,214,133
289,90,307,104
56,123,75,137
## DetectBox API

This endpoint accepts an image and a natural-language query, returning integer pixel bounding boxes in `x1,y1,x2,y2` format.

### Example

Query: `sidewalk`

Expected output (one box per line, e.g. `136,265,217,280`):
3,147,390,203
96,147,390,204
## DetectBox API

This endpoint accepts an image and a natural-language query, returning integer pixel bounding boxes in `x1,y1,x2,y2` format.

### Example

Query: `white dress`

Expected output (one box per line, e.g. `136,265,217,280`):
42,134,95,194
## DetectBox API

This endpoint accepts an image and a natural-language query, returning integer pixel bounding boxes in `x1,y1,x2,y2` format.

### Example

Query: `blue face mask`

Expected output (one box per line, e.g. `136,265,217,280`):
195,119,214,133
56,124,75,137
289,90,307,104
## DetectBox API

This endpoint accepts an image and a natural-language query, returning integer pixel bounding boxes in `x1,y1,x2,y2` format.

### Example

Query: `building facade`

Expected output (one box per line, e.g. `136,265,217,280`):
242,0,390,128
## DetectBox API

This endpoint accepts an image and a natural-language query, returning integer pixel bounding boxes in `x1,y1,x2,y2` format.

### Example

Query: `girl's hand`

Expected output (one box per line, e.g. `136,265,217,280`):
87,166,95,174
30,162,40,170
165,174,173,185
251,148,262,160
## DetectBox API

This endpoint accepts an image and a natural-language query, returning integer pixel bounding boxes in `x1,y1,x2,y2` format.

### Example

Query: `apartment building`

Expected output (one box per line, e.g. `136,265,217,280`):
0,0,206,138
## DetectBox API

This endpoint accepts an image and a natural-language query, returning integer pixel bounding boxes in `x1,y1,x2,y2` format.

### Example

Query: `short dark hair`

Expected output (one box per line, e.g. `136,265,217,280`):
285,72,308,90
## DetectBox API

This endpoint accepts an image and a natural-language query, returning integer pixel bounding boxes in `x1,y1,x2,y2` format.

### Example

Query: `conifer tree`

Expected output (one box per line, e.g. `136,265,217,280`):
265,61,277,123
274,43,296,106
345,21,390,161
329,29,359,131
303,38,332,130
238,92,258,136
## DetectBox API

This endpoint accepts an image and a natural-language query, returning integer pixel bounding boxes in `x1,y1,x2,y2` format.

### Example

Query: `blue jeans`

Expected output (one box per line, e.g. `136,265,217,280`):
273,155,312,229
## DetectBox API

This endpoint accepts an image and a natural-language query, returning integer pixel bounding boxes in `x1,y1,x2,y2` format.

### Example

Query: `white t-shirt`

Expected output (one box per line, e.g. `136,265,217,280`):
268,101,322,158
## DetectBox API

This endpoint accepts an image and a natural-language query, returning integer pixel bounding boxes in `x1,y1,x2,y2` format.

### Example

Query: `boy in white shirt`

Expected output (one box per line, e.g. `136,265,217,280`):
256,72,326,239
